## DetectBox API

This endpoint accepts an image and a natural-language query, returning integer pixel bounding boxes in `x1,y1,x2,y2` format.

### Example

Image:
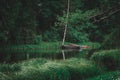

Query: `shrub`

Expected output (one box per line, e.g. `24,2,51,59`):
91,49,120,70
62,58,102,80
34,35,42,44
87,70,120,80
0,63,21,73
42,29,60,42
0,72,11,80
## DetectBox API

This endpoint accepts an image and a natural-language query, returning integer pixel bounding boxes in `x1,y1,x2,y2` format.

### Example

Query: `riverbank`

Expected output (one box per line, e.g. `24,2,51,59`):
0,48,120,80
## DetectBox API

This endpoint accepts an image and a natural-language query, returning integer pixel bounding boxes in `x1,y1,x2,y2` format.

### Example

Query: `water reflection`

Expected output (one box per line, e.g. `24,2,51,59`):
0,48,85,63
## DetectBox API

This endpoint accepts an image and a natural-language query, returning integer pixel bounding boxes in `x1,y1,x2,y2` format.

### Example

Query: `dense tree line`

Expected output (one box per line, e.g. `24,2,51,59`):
0,0,120,49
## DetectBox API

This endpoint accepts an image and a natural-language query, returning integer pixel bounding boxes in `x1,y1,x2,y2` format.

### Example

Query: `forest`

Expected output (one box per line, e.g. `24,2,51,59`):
0,0,120,80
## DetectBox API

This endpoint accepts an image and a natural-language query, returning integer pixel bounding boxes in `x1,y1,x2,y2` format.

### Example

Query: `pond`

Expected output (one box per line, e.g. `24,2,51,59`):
0,47,89,63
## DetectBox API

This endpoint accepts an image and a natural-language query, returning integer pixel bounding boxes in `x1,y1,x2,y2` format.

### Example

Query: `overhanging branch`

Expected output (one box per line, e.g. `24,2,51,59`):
89,5,120,24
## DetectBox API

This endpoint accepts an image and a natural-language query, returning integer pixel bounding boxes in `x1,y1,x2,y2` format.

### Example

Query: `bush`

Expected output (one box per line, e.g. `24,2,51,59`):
87,71,120,80
0,72,11,80
62,58,102,80
0,63,21,73
42,28,60,42
91,49,120,70
34,35,42,44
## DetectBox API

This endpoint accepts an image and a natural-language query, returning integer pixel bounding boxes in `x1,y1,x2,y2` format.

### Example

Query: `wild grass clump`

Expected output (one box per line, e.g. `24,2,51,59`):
12,58,102,80
87,70,120,80
13,59,69,80
42,62,70,80
62,58,102,80
0,72,11,80
91,49,120,70
0,63,21,73
21,58,48,67
4,58,50,80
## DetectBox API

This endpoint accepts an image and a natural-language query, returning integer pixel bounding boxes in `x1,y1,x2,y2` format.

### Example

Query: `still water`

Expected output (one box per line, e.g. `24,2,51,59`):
0,47,88,63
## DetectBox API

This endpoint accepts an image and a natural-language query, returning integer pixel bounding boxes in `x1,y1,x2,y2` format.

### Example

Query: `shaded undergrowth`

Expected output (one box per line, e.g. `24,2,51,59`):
91,49,120,70
0,58,102,80
87,70,120,80
0,42,120,80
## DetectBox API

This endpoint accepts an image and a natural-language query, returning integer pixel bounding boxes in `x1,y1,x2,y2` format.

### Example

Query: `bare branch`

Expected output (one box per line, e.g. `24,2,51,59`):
90,6,120,24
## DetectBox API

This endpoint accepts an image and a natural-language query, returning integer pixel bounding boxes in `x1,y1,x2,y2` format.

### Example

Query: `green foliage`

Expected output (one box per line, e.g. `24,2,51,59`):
34,35,42,44
87,71,120,80
12,58,101,80
1,56,120,80
0,0,120,80
21,58,48,67
42,29,60,42
0,72,11,80
0,0,37,45
55,10,98,43
0,0,119,47
91,49,120,70
62,58,102,80
102,29,120,49
0,63,21,73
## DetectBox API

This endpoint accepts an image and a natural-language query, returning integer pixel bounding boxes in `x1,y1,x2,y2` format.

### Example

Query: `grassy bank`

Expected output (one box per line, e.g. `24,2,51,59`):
91,49,120,70
0,58,102,80
87,70,120,80
0,49,120,80
1,42,120,80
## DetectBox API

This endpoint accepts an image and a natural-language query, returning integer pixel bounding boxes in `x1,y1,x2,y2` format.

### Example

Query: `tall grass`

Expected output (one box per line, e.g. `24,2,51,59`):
0,58,103,80
91,49,120,70
0,42,119,80
61,58,100,80
0,72,11,80
87,70,120,80
11,58,102,80
1,56,120,80
0,63,21,73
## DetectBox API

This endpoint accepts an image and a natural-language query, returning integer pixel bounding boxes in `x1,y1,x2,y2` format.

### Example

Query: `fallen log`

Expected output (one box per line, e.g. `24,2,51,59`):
61,44,89,50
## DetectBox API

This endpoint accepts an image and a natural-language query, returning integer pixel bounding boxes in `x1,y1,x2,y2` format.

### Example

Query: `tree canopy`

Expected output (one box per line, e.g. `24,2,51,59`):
0,0,120,49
